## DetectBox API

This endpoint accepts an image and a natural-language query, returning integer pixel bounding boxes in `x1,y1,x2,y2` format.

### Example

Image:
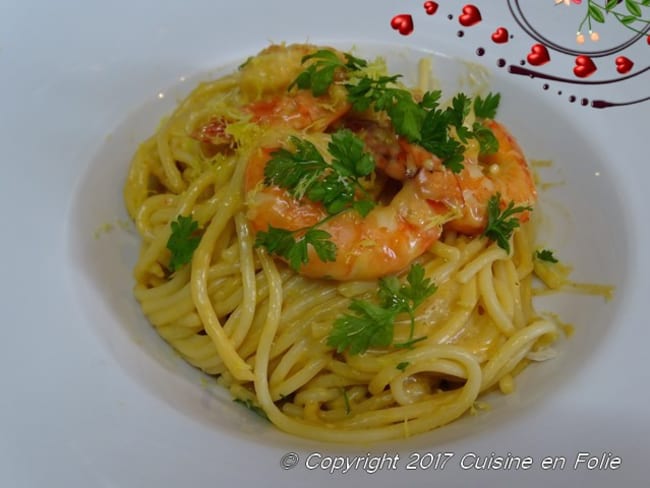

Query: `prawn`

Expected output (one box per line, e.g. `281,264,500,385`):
192,90,349,147
346,118,441,180
245,138,459,281
194,44,350,145
444,120,537,235
238,43,316,99
240,43,351,131
246,89,350,132
349,118,536,236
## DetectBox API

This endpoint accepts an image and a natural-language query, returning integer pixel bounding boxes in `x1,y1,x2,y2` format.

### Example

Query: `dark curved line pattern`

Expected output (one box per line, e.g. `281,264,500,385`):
508,0,650,58
591,96,650,108
508,64,650,84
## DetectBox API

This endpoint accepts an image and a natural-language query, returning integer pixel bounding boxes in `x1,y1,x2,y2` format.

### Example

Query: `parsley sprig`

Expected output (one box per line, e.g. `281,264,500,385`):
473,92,501,119
327,263,437,355
255,225,337,272
482,193,533,253
166,215,201,272
263,130,375,215
233,398,269,421
255,129,376,271
290,49,502,173
396,361,410,371
288,49,367,97
345,76,472,172
535,249,559,263
351,80,503,172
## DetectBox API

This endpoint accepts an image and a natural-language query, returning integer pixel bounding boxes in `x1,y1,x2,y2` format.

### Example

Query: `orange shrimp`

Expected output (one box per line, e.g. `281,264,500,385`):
238,44,317,99
444,120,537,234
350,118,536,236
192,89,349,147
238,43,351,132
347,118,464,214
245,142,459,281
346,118,441,180
194,44,351,144
246,89,350,132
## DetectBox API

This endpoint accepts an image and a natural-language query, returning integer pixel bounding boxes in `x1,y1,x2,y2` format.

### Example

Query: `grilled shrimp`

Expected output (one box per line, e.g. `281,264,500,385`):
245,139,458,281
444,120,537,234
351,118,536,235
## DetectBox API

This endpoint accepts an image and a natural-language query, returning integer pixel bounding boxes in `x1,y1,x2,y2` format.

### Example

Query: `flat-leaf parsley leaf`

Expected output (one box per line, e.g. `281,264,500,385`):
535,249,559,263
289,49,367,97
233,398,269,421
483,193,533,253
473,92,501,119
166,215,201,272
256,129,376,270
327,264,437,354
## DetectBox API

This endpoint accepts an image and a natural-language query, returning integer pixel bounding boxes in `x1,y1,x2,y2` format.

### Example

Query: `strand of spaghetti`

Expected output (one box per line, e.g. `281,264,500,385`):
154,76,240,194
124,137,156,218
473,315,504,359
252,248,286,419
494,260,515,318
221,213,257,348
389,359,471,406
314,391,394,421
270,354,329,401
191,160,253,381
430,240,462,261
157,322,202,341
418,57,432,92
456,234,488,265
156,120,185,193
269,339,308,388
327,360,375,382
425,276,479,344
456,243,508,284
167,312,202,328
134,265,189,301
367,346,471,395
479,264,516,336
143,284,193,320
133,170,216,280
294,388,341,405
426,254,462,284
306,373,364,389
514,227,534,279
168,333,217,357
504,258,526,329
481,319,557,390
134,194,176,241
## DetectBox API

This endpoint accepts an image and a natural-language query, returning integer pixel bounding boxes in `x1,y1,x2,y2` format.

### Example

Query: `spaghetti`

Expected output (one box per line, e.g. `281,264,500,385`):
124,43,564,442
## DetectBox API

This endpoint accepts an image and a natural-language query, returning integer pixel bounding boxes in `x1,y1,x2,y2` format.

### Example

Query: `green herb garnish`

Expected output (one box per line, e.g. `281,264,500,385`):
255,226,337,272
473,92,501,119
342,389,351,415
483,193,533,253
289,49,367,96
166,215,201,272
535,249,559,263
255,129,376,270
290,49,502,172
396,361,410,371
233,398,269,421
327,264,436,355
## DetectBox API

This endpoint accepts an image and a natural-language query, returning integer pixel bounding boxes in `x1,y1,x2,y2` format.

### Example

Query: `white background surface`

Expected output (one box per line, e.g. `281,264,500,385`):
1,1,648,486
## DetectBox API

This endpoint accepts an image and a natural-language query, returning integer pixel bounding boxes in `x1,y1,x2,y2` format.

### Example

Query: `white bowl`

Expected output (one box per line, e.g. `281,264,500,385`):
67,42,629,451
